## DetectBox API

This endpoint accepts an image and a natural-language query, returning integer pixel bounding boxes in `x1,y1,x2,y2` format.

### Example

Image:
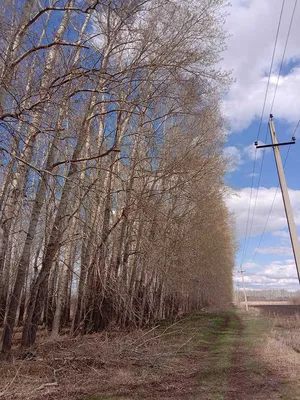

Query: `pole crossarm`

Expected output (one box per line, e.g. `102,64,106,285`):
255,141,295,149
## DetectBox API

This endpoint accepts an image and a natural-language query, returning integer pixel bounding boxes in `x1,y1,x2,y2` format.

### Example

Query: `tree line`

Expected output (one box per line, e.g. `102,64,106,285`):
0,0,235,355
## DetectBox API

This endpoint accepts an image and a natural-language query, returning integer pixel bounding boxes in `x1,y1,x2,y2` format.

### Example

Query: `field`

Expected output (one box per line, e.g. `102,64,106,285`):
240,300,300,316
253,304,300,316
1,309,300,399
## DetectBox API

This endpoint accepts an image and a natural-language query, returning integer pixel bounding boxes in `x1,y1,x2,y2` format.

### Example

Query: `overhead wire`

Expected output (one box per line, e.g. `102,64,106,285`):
238,0,286,268
255,0,287,143
241,112,299,270
246,0,298,264
293,118,300,137
241,0,298,267
270,0,298,114
250,144,291,265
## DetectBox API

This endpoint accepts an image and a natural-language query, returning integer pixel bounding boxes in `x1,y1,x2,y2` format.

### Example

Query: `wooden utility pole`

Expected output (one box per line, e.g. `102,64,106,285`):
255,114,300,283
240,269,248,311
235,283,240,305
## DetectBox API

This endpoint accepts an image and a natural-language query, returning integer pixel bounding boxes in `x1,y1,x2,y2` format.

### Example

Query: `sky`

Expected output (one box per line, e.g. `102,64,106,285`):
222,0,300,291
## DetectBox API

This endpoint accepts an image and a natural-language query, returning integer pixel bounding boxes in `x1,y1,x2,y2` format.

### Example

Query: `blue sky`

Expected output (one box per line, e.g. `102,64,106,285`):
222,0,300,290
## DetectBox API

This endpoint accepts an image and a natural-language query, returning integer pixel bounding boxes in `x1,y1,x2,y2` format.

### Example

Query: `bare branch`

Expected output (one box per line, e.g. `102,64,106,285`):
12,42,89,68
49,147,120,170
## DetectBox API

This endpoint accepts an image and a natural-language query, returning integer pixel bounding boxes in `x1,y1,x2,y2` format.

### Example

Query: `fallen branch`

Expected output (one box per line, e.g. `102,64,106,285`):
126,325,160,349
0,364,23,398
30,382,58,394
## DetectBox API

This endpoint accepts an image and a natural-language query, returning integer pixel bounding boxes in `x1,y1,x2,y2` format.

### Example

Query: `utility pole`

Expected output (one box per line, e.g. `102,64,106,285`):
236,283,240,306
240,269,248,311
255,114,300,283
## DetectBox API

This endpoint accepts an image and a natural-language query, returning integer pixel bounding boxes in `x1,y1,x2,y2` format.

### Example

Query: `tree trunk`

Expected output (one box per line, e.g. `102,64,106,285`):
1,1,76,353
51,217,77,337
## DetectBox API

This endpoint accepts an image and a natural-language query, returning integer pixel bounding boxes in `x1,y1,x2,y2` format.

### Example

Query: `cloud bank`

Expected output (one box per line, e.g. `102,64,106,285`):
222,0,300,133
226,187,300,238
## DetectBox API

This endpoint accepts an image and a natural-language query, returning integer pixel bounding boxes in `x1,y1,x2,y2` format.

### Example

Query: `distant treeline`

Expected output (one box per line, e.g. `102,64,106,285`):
237,289,300,301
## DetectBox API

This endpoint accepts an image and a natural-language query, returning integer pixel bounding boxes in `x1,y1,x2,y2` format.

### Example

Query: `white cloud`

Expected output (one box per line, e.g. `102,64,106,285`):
272,230,290,238
226,187,300,238
256,246,292,256
234,259,299,288
223,146,243,171
271,230,300,243
243,143,258,161
243,141,271,160
235,274,299,288
222,0,300,133
243,261,260,269
262,260,297,279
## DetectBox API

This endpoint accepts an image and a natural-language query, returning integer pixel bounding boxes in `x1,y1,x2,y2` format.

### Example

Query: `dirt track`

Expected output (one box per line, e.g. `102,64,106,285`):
0,311,299,400
225,315,283,400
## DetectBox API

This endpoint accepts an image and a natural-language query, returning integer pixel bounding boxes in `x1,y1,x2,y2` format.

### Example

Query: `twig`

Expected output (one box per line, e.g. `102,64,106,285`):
174,334,196,354
126,325,160,348
0,363,23,397
0,146,69,179
134,328,183,349
30,382,58,394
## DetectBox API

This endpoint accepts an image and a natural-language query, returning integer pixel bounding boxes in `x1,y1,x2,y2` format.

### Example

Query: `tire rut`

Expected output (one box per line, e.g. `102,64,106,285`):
225,315,283,400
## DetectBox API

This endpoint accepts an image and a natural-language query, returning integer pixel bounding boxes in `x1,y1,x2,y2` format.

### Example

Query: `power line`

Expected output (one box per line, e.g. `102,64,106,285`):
250,145,291,265
241,0,297,266
245,126,269,251
270,0,298,114
247,110,299,267
293,118,300,137
256,0,286,143
239,0,286,268
239,151,257,265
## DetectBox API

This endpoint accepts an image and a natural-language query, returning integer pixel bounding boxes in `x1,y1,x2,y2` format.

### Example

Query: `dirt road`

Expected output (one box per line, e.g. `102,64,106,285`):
1,311,299,399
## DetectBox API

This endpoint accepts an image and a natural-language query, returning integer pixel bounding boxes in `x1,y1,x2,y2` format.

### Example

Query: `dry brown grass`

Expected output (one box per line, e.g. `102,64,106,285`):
290,296,300,305
263,314,300,382
0,318,208,400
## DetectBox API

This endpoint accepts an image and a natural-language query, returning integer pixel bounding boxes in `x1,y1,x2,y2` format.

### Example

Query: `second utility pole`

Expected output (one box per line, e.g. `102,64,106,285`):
240,269,249,311
255,115,300,283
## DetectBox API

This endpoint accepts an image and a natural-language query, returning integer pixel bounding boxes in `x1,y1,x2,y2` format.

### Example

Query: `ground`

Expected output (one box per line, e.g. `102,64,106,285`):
1,309,300,399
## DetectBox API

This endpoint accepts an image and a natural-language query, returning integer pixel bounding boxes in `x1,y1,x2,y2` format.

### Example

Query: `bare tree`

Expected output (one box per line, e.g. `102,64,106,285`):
0,0,235,355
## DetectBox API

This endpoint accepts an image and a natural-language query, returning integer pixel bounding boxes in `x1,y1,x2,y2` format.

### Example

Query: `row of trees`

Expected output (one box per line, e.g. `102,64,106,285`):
241,290,300,301
0,0,235,355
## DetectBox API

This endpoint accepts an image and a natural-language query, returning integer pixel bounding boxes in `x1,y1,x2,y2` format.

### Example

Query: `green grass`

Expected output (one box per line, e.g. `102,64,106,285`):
196,311,239,400
242,313,272,349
